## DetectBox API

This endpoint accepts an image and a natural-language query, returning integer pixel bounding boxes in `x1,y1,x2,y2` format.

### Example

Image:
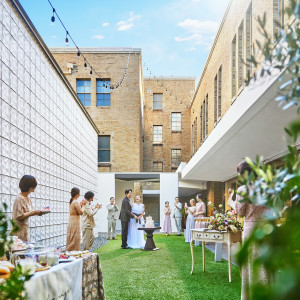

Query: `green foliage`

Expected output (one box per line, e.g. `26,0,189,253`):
0,266,32,300
0,203,31,299
237,1,300,299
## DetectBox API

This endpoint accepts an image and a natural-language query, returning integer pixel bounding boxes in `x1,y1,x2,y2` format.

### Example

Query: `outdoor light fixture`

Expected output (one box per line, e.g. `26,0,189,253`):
84,61,87,70
77,50,80,60
65,32,69,46
51,8,55,22
90,68,93,75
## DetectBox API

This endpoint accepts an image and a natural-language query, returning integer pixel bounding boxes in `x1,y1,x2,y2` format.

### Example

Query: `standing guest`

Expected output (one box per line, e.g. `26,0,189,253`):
12,175,44,241
235,160,270,300
66,187,87,251
106,197,118,240
127,195,145,249
163,201,172,236
194,193,206,219
119,189,137,249
184,199,196,243
173,197,182,235
82,191,102,251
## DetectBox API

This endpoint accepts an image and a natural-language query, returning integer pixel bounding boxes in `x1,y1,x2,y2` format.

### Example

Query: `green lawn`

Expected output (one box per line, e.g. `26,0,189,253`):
95,235,241,300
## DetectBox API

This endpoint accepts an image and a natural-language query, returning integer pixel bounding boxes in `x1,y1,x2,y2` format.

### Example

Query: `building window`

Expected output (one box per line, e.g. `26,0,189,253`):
200,105,204,144
218,66,222,120
153,125,163,144
153,162,163,172
97,79,111,106
171,149,181,170
231,35,236,99
98,136,110,163
238,21,244,90
214,75,218,124
77,80,91,106
246,3,252,77
171,113,181,131
273,0,284,39
192,117,197,155
153,93,163,110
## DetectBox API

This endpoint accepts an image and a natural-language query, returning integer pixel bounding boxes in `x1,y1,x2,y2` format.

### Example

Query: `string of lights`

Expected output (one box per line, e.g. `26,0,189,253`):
47,0,131,91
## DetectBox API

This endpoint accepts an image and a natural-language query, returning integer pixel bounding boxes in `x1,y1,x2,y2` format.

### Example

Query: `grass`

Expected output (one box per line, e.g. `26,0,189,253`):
95,234,241,300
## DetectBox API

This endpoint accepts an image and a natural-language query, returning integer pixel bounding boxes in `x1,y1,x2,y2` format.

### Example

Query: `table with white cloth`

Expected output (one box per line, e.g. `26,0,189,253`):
190,229,242,282
25,253,104,300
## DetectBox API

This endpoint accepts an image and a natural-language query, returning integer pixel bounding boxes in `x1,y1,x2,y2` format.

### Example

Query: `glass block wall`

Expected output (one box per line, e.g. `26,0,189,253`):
0,0,98,246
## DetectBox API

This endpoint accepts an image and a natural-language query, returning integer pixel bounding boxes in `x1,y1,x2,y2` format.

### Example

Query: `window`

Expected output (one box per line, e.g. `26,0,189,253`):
171,149,181,170
218,67,222,119
153,93,163,110
214,75,218,124
273,0,284,39
97,79,111,106
153,126,163,144
77,80,91,106
153,162,163,172
238,21,244,90
171,113,181,131
192,117,197,155
231,36,236,99
98,136,110,163
246,3,252,77
200,105,204,144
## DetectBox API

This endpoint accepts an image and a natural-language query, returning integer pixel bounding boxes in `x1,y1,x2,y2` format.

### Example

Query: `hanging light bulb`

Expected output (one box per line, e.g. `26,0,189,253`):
77,50,80,60
51,8,55,22
90,67,93,76
84,60,87,70
65,31,69,46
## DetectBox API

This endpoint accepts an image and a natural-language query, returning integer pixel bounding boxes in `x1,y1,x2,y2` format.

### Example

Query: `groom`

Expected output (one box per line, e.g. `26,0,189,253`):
119,189,137,249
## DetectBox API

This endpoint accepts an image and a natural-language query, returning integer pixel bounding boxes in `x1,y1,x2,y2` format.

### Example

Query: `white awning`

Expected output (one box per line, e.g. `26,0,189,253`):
181,70,299,182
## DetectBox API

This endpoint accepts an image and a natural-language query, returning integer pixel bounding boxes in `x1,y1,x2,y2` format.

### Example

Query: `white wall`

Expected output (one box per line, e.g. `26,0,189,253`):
160,173,179,232
0,0,98,246
94,173,115,235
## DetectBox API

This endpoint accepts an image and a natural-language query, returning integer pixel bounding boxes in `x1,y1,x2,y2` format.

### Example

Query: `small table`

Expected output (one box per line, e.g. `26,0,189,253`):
138,227,161,251
190,229,242,282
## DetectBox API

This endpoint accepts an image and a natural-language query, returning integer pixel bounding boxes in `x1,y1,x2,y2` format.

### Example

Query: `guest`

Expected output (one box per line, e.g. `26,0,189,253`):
119,189,137,249
227,188,235,210
127,195,145,249
234,160,270,300
82,191,102,251
163,201,172,236
12,175,43,241
173,197,182,236
106,197,118,240
184,199,196,243
194,193,206,220
66,187,87,251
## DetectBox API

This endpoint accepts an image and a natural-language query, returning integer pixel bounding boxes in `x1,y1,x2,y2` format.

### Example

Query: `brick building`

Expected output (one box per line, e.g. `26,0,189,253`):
51,48,144,173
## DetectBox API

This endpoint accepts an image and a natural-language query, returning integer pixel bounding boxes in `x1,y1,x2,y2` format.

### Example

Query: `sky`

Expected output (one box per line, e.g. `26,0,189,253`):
19,0,230,85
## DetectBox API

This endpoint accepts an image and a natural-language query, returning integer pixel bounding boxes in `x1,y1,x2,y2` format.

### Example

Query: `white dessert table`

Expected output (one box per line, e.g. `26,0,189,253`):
190,229,242,282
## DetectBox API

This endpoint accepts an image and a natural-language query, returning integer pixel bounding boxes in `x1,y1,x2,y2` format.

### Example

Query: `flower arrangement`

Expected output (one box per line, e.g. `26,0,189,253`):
207,204,243,232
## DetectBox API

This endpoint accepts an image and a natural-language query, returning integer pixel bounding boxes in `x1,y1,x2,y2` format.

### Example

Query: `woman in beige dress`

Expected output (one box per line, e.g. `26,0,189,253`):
66,187,86,251
194,193,206,219
235,160,270,300
12,175,43,241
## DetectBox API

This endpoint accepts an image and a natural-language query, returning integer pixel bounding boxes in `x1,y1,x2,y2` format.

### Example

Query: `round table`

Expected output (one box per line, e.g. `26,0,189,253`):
138,227,161,251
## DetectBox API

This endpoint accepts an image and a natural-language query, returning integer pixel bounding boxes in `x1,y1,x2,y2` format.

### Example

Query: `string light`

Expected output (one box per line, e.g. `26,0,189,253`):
51,8,55,22
47,0,131,91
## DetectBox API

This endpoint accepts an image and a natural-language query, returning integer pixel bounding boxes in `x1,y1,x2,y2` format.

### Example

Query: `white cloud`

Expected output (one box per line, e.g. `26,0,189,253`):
186,47,197,51
92,35,104,40
178,19,219,34
116,12,141,31
102,22,109,27
51,35,56,39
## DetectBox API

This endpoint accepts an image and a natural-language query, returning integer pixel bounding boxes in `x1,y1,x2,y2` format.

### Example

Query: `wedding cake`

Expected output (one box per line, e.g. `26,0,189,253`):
145,216,154,228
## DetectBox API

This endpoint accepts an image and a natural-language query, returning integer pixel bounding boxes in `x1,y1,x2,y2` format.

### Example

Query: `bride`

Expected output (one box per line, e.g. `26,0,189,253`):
127,195,146,249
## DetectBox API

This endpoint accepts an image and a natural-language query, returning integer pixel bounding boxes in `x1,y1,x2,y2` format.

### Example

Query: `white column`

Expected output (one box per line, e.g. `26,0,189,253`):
160,173,179,232
94,173,116,235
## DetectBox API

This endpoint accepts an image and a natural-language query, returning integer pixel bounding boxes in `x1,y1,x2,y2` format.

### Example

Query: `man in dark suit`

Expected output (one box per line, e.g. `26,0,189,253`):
119,189,137,249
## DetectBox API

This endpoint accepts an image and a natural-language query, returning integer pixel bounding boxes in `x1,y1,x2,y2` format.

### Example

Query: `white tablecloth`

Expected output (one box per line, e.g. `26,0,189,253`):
25,259,83,300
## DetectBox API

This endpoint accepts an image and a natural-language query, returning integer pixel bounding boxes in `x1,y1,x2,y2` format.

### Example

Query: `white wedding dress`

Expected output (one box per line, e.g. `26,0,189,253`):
127,203,146,249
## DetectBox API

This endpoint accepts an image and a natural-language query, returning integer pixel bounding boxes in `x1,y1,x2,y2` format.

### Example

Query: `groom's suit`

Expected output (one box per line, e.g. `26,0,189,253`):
119,197,135,248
